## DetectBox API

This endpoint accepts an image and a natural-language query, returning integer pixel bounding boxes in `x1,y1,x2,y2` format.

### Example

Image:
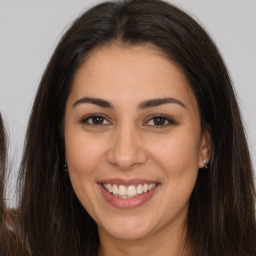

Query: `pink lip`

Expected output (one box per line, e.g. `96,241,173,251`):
98,180,160,209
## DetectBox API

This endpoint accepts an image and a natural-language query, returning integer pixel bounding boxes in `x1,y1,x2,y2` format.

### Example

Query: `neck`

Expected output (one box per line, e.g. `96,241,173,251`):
98,221,191,256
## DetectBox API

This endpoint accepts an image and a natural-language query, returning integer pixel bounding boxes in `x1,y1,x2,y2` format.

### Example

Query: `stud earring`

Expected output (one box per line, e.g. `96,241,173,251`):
203,160,208,169
64,160,68,174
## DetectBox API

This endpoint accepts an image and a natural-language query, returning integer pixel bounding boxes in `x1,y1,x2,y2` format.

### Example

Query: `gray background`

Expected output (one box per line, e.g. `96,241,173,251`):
0,0,255,204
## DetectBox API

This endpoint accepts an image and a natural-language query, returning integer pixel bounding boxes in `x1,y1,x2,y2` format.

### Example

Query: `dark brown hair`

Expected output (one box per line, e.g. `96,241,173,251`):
0,113,14,256
18,0,256,255
0,114,27,256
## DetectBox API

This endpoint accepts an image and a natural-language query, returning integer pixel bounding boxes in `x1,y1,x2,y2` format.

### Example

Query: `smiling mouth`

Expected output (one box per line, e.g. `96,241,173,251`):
102,183,157,199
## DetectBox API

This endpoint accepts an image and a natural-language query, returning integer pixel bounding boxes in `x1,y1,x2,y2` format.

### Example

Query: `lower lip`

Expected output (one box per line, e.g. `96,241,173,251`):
98,184,159,209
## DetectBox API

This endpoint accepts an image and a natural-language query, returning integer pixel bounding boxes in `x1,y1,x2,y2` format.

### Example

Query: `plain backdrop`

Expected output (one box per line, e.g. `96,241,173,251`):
0,0,255,205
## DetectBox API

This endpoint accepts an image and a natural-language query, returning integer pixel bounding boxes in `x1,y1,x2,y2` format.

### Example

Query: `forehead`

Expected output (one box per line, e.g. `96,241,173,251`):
69,44,197,110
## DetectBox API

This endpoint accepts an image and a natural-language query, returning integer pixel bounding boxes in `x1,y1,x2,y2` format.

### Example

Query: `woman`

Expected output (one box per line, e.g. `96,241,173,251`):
18,0,256,255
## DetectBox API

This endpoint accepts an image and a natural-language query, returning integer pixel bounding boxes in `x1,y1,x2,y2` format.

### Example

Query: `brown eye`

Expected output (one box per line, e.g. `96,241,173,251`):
153,117,167,126
91,116,104,125
81,115,111,126
145,115,176,127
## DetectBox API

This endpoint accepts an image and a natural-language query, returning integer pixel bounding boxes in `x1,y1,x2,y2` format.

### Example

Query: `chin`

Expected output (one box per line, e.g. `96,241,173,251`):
98,215,157,241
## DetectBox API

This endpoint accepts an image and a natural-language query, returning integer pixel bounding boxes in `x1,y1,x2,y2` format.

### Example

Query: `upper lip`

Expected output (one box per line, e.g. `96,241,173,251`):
98,178,160,186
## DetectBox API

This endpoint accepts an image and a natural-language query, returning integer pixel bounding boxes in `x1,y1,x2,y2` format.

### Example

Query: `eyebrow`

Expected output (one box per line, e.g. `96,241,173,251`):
73,97,114,108
138,97,186,109
73,97,186,109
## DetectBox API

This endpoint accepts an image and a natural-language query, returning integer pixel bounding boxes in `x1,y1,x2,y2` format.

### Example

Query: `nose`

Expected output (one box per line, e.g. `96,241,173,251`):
106,124,148,170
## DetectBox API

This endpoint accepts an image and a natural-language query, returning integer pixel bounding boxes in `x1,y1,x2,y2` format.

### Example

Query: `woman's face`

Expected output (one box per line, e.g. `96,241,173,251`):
64,44,210,242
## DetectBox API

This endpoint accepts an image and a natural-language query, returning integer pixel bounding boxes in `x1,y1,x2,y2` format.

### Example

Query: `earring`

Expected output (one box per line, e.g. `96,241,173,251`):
64,160,68,174
203,160,208,169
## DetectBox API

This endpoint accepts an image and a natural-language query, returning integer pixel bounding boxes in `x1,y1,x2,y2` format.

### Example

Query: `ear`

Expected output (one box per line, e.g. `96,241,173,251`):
198,128,211,168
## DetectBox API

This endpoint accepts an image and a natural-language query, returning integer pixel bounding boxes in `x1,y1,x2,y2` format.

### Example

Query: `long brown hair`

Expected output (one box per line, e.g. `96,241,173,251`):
0,114,27,255
18,0,256,255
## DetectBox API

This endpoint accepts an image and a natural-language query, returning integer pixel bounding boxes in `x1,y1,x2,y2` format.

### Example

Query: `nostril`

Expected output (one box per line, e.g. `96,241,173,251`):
106,150,147,170
106,131,148,169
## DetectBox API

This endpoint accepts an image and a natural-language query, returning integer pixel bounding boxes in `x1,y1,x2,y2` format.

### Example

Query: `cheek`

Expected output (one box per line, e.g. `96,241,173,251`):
64,129,102,204
150,130,200,198
150,133,200,220
65,132,107,216
151,129,201,174
65,130,106,177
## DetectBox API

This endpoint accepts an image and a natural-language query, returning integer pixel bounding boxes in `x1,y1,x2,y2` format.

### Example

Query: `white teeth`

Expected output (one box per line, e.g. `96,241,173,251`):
118,185,126,196
137,184,143,195
127,185,136,197
143,184,148,193
107,184,112,193
112,184,118,195
102,183,157,198
149,184,156,190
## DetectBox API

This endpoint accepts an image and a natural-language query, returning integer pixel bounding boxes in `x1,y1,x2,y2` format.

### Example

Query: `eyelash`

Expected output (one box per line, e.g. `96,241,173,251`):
80,114,177,128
